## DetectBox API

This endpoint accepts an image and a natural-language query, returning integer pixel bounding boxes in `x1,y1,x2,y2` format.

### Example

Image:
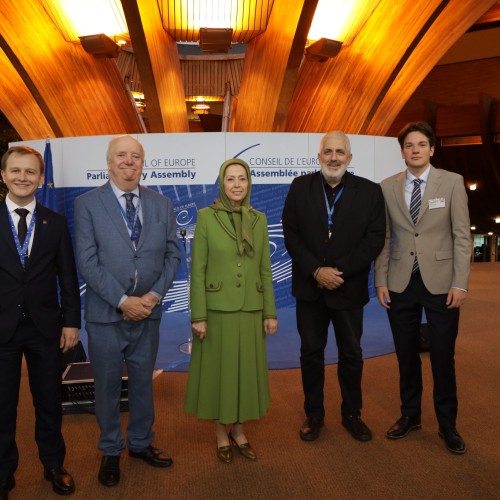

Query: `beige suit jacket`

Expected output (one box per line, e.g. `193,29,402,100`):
374,165,471,295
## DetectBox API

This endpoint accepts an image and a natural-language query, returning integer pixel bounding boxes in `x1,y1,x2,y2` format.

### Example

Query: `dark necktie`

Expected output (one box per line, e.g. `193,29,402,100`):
124,193,142,241
15,208,29,246
409,179,423,273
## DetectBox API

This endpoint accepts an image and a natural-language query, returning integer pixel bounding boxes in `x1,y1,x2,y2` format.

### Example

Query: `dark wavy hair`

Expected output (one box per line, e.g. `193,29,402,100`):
397,122,436,149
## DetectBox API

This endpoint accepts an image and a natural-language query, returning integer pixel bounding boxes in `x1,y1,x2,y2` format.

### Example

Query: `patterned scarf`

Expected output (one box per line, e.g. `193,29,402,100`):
211,158,254,256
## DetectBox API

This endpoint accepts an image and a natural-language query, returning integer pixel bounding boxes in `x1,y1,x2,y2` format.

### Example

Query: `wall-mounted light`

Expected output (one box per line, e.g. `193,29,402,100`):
488,232,493,236
305,38,343,61
469,183,477,191
79,34,120,58
495,217,500,224
470,226,476,231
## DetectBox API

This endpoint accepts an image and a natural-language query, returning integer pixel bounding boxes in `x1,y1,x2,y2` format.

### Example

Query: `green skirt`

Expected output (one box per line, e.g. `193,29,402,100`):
184,310,270,423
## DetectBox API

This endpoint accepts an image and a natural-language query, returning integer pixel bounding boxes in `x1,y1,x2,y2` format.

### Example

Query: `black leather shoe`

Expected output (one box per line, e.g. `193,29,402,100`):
98,456,120,487
0,475,15,500
129,445,173,467
386,416,422,439
299,416,324,441
439,428,466,454
43,466,75,495
342,415,372,441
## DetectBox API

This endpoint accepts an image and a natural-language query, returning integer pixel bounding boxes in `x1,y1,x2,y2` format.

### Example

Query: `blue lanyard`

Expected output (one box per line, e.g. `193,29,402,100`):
8,208,37,267
115,193,141,241
323,184,344,238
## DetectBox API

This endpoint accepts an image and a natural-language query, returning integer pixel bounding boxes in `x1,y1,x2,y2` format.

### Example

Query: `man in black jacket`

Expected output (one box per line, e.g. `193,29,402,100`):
0,146,81,497
282,131,385,442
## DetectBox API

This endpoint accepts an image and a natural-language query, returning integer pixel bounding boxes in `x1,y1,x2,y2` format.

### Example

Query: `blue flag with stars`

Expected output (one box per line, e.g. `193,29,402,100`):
41,138,58,211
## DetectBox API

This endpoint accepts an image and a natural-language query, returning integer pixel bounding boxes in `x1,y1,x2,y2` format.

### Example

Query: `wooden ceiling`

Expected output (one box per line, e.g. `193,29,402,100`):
1,0,500,232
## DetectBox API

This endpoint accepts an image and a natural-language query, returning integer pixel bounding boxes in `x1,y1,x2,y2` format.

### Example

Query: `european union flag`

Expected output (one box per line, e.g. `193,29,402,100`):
41,138,58,212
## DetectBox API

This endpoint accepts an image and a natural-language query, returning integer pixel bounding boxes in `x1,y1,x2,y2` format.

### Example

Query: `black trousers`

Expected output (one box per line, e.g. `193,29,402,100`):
0,318,65,479
296,297,364,418
387,272,460,430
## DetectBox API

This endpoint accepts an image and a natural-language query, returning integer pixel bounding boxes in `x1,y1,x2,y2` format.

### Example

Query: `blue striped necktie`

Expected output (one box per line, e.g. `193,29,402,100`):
410,178,422,273
124,193,142,241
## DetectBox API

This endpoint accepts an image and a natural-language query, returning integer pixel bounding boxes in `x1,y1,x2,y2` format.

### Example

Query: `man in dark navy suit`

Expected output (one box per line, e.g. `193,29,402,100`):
282,131,385,443
0,146,81,497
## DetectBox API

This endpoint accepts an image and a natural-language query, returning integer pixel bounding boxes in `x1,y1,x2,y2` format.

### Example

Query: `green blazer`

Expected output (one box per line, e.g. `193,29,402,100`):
190,206,276,322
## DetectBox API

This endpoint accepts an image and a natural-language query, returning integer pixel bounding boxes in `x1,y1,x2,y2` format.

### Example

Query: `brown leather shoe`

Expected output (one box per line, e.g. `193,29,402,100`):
216,441,233,464
299,416,324,441
229,433,257,460
386,416,422,439
43,466,75,495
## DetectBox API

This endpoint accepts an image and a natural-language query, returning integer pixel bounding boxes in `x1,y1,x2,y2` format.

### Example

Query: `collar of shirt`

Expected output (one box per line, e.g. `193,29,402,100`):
5,195,37,222
109,180,140,207
406,164,431,189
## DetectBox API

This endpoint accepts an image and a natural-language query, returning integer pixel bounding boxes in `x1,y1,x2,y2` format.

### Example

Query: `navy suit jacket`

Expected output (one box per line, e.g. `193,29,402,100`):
282,171,386,310
74,182,180,323
0,201,81,342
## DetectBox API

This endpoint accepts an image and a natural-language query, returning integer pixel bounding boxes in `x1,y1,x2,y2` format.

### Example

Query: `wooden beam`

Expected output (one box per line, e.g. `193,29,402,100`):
0,44,57,139
125,0,189,133
233,0,318,132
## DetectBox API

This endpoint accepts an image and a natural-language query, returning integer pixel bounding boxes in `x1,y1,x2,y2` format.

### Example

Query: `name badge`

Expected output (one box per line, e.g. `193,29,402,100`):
428,197,445,209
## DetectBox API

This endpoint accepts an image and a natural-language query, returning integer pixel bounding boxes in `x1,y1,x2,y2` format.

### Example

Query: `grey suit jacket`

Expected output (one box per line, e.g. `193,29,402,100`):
74,181,181,323
374,165,471,294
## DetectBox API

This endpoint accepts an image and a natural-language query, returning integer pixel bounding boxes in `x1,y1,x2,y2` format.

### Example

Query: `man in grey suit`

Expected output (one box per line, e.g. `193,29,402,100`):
374,122,471,454
74,135,180,486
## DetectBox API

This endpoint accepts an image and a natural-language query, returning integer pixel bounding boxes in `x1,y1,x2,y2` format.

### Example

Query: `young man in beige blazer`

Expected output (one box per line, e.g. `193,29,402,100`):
374,122,471,454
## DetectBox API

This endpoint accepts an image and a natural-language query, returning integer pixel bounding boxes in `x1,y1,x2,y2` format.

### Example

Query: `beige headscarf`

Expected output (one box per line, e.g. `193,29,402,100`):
211,158,254,256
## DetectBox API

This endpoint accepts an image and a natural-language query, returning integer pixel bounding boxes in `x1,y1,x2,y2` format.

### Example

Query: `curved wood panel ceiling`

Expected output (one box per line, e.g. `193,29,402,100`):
364,0,500,136
0,0,499,141
0,0,144,139
285,0,498,134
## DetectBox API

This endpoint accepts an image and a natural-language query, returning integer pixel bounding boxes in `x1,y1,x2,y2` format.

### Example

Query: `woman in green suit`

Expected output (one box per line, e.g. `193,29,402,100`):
185,158,278,463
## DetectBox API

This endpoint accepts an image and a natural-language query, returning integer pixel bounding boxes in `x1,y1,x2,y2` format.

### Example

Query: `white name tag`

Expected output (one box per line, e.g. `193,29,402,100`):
428,197,445,209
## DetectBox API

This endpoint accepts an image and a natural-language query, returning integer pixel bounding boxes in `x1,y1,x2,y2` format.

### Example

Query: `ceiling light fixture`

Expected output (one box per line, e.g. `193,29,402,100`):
191,98,211,115
199,27,233,53
159,0,273,44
